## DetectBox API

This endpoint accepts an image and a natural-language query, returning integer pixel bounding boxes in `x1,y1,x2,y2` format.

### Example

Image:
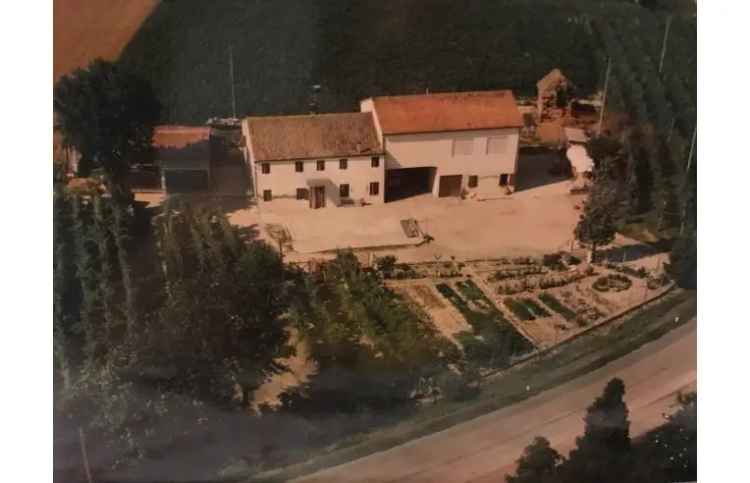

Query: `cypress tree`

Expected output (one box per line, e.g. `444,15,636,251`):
563,378,632,483
507,436,563,483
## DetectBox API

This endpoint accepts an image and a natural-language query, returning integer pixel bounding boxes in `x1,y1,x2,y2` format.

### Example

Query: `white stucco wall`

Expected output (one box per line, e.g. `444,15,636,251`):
252,156,385,206
382,128,520,197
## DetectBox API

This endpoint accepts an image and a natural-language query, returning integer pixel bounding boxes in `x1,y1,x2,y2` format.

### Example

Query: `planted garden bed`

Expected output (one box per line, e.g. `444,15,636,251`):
520,298,551,318
435,282,533,367
593,273,632,292
538,292,577,321
503,298,536,321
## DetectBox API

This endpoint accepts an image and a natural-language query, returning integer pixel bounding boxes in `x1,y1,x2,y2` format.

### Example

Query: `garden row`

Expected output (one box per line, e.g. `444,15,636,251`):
435,280,534,368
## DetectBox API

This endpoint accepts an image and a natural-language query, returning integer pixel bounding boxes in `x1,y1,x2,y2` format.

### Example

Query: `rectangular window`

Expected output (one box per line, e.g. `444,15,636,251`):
317,160,325,171
295,161,304,172
296,188,308,200
487,136,510,155
339,158,348,170
499,174,509,186
453,138,474,156
261,163,270,174
369,182,379,196
339,184,350,198
371,156,380,168
468,175,478,188
263,189,272,201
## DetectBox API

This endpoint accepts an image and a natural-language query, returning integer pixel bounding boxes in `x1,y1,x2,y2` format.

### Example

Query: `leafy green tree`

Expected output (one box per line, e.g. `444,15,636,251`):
53,59,160,199
147,199,295,406
374,255,398,279
506,436,563,483
629,392,696,483
665,233,696,288
284,250,447,413
562,378,632,483
585,136,623,172
53,176,83,391
626,146,654,215
574,175,618,263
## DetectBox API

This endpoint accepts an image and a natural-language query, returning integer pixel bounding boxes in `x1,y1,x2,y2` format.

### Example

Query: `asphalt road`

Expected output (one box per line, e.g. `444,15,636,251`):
294,318,697,483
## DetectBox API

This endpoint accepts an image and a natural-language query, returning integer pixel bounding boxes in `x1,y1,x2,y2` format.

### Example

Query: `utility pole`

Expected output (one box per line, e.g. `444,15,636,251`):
79,427,94,483
666,117,676,143
597,57,612,136
229,45,237,118
658,15,673,75
685,124,697,173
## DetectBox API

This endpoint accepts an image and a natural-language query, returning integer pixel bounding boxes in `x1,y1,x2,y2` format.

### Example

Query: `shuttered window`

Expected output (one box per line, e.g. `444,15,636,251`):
453,138,474,156
487,136,510,155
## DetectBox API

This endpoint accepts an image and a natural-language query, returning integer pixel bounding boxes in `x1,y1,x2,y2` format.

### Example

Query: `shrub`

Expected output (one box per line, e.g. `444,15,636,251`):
504,298,536,321
520,298,551,318
436,370,478,402
538,292,577,321
647,273,670,290
374,255,397,278
542,253,565,271
456,279,486,302
593,273,632,292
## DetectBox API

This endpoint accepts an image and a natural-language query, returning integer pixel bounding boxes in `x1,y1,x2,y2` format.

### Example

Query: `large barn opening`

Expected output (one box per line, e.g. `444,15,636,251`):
385,167,436,202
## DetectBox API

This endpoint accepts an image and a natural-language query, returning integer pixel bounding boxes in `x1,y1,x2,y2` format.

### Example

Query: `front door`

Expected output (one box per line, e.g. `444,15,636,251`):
310,185,326,209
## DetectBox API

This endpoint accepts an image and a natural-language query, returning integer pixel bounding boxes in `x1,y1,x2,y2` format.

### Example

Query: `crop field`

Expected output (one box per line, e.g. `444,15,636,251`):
54,0,159,80
117,0,602,124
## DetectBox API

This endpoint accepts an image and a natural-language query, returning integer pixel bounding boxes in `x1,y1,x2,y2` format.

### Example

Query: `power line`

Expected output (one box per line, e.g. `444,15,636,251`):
229,45,237,118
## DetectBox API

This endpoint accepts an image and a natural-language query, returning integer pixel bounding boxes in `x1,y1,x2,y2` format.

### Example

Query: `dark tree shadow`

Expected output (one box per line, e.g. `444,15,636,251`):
513,147,571,192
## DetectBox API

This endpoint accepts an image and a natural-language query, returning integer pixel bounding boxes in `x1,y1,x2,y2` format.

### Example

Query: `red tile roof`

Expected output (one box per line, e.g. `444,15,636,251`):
367,90,523,135
152,125,211,149
245,112,382,162
153,126,211,170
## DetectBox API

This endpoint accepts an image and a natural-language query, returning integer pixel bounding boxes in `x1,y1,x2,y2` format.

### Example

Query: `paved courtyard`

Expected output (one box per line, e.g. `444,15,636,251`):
138,152,627,263
210,152,588,262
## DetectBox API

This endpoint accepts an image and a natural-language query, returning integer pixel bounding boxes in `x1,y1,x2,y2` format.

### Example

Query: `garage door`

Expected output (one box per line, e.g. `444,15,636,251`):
164,170,209,193
438,175,462,197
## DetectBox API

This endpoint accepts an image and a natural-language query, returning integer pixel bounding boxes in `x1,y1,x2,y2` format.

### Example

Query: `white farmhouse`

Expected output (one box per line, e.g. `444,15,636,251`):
361,89,523,200
243,112,384,208
242,89,524,208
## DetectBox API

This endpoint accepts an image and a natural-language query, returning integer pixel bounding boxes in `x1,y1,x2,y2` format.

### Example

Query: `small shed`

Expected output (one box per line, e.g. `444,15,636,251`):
153,126,212,193
566,144,594,177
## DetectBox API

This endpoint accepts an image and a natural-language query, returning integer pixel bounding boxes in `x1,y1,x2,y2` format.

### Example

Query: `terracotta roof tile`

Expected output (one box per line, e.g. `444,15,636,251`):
152,125,211,149
245,112,382,162
367,90,523,135
153,126,211,170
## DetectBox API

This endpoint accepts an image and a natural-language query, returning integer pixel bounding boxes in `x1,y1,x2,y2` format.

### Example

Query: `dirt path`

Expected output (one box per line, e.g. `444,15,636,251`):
294,319,696,483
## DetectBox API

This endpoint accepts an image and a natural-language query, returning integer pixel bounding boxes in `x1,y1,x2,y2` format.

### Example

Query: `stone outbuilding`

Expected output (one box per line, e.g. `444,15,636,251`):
536,68,574,121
